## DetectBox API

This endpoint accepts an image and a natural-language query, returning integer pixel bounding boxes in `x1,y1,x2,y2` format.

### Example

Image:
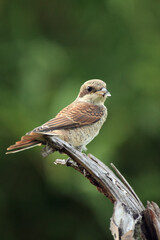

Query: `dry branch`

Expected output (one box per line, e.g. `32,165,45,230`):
44,136,160,240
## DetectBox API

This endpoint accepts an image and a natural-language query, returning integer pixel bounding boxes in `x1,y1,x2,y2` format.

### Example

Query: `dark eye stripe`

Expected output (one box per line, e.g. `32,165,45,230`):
79,86,96,97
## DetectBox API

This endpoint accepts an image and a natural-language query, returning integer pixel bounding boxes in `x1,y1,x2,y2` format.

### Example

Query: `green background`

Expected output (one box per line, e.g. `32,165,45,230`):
1,0,160,239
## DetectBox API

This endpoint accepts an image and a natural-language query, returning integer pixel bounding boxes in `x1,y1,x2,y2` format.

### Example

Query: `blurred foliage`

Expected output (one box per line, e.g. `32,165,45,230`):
0,0,160,239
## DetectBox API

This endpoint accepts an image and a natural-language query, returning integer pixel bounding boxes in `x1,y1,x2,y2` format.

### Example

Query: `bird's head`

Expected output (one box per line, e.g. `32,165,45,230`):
77,79,111,104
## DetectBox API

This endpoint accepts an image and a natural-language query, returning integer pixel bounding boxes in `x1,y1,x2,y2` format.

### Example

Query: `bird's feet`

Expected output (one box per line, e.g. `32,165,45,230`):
75,145,87,152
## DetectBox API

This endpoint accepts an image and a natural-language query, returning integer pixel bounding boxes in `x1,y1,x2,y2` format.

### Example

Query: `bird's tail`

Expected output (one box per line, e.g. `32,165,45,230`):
6,133,42,154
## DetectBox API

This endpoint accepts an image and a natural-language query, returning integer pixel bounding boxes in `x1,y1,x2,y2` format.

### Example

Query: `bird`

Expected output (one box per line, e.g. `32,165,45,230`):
6,79,111,156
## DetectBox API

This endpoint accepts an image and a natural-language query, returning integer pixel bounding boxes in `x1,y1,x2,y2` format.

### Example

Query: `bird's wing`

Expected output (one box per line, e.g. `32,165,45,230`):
31,102,104,134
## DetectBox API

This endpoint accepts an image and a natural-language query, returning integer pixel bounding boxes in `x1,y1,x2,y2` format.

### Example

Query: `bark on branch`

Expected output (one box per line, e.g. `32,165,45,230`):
44,137,160,240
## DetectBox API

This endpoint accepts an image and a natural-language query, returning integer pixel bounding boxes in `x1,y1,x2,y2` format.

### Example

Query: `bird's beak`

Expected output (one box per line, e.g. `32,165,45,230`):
98,88,111,97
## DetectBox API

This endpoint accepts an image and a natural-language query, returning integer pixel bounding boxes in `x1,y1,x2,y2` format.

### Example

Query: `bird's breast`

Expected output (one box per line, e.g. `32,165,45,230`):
61,107,107,150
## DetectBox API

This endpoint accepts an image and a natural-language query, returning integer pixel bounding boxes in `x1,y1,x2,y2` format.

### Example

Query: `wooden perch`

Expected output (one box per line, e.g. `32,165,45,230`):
44,136,160,240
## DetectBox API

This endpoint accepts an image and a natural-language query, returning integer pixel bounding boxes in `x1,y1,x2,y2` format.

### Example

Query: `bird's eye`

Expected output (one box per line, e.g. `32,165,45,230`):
87,86,93,92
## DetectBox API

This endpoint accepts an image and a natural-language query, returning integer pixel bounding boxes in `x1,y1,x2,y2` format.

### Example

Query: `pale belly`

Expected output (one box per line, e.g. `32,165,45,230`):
60,111,107,150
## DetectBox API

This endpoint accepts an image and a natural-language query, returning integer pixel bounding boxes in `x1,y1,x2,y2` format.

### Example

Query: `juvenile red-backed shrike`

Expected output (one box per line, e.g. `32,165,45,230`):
6,79,111,156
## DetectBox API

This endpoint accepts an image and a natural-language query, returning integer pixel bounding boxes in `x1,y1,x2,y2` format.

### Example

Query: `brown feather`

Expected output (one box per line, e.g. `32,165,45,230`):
32,102,104,134
6,133,42,153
